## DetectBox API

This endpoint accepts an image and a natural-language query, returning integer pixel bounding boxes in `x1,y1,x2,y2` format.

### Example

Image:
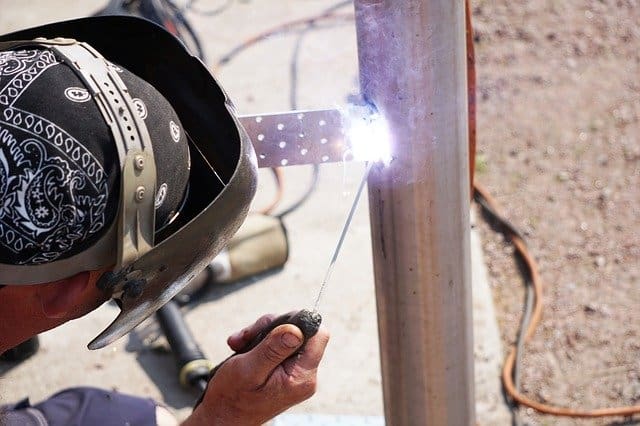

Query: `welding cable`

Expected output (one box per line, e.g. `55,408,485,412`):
465,0,640,417
274,0,352,218
214,12,354,69
275,166,320,219
474,182,640,418
214,0,353,69
274,7,325,219
465,5,525,422
184,0,233,17
162,0,207,60
256,23,313,217
274,1,354,219
257,167,285,215
465,0,476,196
473,184,531,426
214,1,352,218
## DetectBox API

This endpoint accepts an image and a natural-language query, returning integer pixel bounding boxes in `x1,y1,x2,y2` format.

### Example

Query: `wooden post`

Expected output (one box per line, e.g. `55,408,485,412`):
354,1,474,425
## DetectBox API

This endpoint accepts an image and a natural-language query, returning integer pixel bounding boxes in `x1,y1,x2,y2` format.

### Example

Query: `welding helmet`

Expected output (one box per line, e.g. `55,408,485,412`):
0,16,257,349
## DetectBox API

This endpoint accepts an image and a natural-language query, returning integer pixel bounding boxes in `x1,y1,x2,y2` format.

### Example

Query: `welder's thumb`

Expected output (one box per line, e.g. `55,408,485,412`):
245,324,303,385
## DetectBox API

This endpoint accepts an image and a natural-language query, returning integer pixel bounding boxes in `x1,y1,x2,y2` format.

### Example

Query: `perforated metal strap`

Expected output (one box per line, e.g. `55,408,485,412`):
21,38,157,269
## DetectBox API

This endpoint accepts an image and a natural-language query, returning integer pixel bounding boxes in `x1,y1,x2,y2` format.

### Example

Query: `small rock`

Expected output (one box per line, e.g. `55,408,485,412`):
622,382,640,402
597,154,608,166
599,187,612,199
537,389,552,403
583,303,611,317
595,256,606,267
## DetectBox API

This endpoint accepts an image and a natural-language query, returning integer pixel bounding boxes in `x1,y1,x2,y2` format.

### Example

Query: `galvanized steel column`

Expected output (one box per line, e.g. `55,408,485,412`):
354,1,474,424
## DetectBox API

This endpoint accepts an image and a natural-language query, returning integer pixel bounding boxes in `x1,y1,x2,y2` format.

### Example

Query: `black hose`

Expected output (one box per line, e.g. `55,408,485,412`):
156,300,211,391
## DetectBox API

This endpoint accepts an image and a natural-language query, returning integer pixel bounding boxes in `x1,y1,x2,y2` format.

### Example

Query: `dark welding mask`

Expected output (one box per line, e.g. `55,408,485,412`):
0,16,257,349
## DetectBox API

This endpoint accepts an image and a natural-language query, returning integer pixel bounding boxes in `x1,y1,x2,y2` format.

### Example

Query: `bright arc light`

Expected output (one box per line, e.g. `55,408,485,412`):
344,107,392,165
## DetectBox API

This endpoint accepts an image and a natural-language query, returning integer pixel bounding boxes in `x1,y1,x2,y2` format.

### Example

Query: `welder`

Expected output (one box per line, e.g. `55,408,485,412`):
0,15,329,425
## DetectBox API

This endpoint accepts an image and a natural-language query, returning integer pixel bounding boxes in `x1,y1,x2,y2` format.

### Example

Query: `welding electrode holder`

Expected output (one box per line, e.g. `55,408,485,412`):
211,309,322,376
0,335,40,362
193,309,322,407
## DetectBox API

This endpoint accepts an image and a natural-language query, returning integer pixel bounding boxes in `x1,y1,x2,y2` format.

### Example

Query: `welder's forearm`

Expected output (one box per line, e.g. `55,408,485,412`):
180,409,238,426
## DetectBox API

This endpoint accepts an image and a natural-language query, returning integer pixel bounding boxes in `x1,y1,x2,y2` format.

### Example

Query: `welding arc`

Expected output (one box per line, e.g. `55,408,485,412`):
474,182,640,418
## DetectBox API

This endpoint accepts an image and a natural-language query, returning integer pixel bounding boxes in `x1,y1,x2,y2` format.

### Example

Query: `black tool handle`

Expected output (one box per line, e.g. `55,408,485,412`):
0,335,40,362
156,300,211,391
194,309,322,407
237,309,322,354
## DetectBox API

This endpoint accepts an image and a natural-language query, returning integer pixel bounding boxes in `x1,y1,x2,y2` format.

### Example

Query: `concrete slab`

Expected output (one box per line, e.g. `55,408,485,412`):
0,1,511,424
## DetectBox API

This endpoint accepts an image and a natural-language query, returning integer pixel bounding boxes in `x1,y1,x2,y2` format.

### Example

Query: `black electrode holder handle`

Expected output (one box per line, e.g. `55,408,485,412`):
194,309,322,408
156,300,211,391
0,335,40,362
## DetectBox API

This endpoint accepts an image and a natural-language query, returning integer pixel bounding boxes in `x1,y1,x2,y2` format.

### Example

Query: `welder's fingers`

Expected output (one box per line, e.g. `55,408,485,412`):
237,324,303,387
195,322,325,426
283,327,330,374
227,313,276,351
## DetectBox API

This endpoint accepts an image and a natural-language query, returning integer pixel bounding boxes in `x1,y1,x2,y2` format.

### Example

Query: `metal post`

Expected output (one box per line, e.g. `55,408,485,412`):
354,1,474,425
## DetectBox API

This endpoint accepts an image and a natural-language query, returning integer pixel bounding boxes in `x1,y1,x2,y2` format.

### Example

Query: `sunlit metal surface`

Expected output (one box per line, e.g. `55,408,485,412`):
238,109,348,168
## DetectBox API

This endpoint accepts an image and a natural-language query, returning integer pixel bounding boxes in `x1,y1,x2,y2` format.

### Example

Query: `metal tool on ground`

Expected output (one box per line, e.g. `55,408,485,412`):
0,336,40,363
208,214,289,285
155,300,211,392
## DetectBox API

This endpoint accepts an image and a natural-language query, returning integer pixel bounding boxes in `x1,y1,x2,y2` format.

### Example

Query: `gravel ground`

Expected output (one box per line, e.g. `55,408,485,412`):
472,0,640,425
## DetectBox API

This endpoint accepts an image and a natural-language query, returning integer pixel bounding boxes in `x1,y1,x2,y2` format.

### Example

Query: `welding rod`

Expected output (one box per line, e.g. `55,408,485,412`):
313,161,374,311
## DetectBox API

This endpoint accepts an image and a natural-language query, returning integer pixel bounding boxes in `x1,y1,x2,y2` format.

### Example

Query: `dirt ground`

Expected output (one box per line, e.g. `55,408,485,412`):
472,0,640,425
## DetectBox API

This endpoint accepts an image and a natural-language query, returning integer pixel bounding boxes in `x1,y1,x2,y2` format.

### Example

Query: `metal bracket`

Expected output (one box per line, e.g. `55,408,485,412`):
238,108,352,168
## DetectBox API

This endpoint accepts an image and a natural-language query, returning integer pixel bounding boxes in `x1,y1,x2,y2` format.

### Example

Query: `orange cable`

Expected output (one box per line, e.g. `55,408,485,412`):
217,7,355,215
474,182,640,418
466,0,477,196
257,167,285,215
467,0,640,417
213,12,354,71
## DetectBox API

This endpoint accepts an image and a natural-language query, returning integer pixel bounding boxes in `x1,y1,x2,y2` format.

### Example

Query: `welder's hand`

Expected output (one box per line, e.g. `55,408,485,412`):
184,314,330,426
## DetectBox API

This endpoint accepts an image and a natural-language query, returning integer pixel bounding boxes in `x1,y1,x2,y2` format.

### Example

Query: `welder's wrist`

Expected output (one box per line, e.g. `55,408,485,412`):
181,405,257,426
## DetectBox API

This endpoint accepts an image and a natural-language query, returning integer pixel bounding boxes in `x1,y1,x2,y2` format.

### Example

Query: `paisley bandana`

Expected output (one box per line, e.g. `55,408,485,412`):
0,47,190,266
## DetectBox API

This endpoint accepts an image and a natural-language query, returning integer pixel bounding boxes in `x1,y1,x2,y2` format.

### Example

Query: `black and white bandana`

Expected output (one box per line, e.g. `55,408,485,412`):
0,47,190,266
